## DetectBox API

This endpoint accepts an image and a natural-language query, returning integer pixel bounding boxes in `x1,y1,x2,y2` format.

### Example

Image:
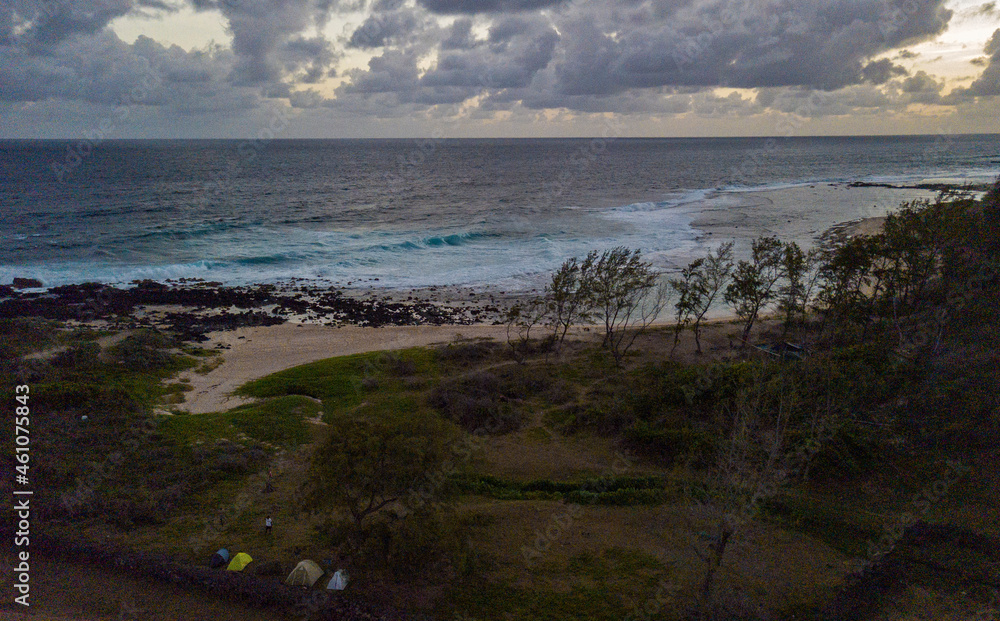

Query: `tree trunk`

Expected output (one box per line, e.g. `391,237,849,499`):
700,527,732,607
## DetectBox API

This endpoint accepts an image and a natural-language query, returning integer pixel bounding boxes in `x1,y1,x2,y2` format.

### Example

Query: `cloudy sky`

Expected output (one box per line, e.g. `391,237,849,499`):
2,0,999,137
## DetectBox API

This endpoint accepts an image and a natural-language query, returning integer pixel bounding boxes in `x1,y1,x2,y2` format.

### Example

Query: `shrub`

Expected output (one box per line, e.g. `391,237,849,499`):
427,369,541,434
434,340,499,365
108,330,176,371
623,424,715,465
51,342,101,369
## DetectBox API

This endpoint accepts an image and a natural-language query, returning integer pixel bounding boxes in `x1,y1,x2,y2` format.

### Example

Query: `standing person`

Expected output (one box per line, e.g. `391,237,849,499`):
265,515,272,535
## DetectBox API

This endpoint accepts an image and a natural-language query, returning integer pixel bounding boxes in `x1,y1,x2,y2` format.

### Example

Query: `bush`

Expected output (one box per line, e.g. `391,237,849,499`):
434,340,499,365
427,370,538,434
51,342,101,369
108,330,177,371
622,424,715,465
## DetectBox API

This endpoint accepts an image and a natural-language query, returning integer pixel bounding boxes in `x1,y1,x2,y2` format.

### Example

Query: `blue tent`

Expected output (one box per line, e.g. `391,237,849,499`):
209,548,230,569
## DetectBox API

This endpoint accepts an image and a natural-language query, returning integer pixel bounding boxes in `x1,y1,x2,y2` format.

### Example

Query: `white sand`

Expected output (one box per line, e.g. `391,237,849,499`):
174,323,518,414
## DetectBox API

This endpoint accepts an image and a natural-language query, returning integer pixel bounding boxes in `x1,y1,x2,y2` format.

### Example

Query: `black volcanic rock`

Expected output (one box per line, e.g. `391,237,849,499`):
11,277,42,289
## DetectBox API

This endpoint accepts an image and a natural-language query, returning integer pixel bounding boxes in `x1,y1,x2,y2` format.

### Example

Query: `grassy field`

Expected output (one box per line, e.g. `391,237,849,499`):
9,320,993,621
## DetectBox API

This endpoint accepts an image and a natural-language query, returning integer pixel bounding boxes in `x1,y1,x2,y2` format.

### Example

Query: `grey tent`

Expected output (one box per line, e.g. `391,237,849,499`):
285,560,324,587
209,548,230,569
326,569,348,591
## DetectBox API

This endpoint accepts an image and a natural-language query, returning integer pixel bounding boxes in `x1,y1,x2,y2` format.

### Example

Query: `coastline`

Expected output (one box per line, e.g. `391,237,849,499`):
2,211,890,415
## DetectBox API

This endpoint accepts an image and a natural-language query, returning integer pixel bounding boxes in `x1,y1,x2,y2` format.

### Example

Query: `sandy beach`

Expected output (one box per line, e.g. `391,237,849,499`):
175,323,542,414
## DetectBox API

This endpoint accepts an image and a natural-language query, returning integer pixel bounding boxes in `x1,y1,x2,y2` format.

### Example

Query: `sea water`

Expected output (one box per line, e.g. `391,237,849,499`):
2,135,998,289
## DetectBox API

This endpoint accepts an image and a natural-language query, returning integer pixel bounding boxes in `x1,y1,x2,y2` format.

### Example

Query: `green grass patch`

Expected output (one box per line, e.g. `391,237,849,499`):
160,395,320,447
235,348,437,415
228,395,319,445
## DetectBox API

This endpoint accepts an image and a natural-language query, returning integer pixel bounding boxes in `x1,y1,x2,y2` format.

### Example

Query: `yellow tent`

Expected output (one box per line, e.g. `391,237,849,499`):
227,552,253,572
285,560,324,587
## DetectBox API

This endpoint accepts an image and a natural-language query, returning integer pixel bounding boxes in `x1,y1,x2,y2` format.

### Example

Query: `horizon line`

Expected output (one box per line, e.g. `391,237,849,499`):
3,132,999,142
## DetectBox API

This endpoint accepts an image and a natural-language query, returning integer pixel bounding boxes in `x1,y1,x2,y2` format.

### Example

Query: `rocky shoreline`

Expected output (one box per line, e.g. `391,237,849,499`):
0,279,513,342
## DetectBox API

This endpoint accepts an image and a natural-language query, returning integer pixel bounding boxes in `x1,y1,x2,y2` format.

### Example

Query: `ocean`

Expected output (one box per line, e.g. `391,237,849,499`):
2,135,999,290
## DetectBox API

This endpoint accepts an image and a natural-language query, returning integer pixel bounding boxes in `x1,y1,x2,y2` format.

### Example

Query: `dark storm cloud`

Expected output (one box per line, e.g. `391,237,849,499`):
441,17,475,49
3,0,994,132
340,49,419,95
0,0,271,117
0,29,259,112
186,0,339,86
332,0,959,119
899,70,942,103
548,0,953,98
215,0,319,85
416,0,564,15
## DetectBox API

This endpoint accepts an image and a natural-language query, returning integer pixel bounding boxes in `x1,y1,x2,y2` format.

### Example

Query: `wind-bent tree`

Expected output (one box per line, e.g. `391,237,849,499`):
724,236,786,347
545,254,595,351
586,246,670,365
880,200,953,306
777,242,817,339
305,410,459,536
692,243,734,354
671,242,735,355
505,297,550,364
815,235,880,334
984,178,1000,257
670,258,702,355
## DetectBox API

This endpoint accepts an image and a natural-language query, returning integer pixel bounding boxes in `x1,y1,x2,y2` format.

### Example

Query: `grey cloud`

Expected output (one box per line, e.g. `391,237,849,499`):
0,23,264,116
348,9,424,48
421,16,557,89
208,0,338,86
898,70,942,103
416,0,564,15
336,0,953,117
14,0,134,45
289,87,326,107
135,0,185,11
372,0,406,10
0,0,335,121
280,36,339,83
862,59,908,84
947,29,1000,100
339,49,419,95
441,17,476,49
487,15,533,43
547,0,952,98
0,0,978,130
